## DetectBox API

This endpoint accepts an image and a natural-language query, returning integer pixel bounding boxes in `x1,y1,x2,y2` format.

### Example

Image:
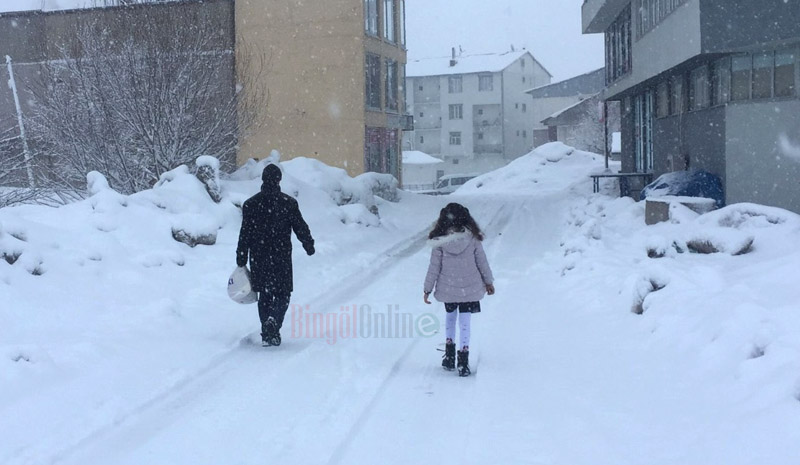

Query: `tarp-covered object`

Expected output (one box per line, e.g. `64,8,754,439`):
641,170,725,208
227,266,258,304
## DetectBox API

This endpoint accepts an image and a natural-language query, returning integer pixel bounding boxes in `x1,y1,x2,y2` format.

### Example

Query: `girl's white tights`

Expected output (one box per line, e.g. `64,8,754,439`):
445,311,471,350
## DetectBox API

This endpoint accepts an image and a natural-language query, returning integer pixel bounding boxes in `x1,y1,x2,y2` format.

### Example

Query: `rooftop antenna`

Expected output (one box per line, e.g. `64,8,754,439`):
450,47,457,67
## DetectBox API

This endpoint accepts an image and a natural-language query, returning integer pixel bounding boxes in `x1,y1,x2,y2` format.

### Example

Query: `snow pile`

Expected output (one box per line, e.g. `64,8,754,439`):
458,141,608,195
555,194,800,448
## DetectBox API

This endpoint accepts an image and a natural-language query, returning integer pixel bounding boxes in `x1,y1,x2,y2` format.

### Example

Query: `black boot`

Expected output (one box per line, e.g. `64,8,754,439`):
457,350,471,377
442,342,456,371
266,316,281,346
261,321,272,347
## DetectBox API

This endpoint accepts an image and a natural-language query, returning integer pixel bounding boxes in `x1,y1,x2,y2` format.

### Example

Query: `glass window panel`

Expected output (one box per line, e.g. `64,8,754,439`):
383,0,396,42
712,57,731,105
752,52,773,99
670,75,684,114
365,54,381,109
775,50,796,97
364,0,378,36
656,81,669,118
731,55,751,101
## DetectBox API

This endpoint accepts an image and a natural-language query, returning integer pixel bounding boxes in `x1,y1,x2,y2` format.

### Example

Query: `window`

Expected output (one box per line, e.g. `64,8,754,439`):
522,76,526,83
775,50,796,97
656,81,669,118
418,85,423,91
689,66,710,111
364,0,378,36
448,104,463,120
523,130,527,138
521,59,525,68
634,90,655,173
605,5,632,84
419,135,424,143
448,76,462,93
453,159,460,165
399,0,406,46
385,59,398,111
515,103,519,109
670,74,684,115
477,132,484,140
479,74,494,91
418,112,423,117
449,132,461,145
731,55,751,101
383,0,396,42
712,58,731,105
636,0,688,39
477,108,483,115
522,103,527,113
752,52,774,99
365,54,381,109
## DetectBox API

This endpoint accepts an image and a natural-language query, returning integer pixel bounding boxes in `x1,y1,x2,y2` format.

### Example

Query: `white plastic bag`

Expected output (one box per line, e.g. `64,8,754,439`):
227,266,258,304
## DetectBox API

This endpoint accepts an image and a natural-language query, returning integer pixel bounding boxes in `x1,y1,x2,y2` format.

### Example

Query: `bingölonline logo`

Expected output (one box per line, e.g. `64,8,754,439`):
289,304,439,345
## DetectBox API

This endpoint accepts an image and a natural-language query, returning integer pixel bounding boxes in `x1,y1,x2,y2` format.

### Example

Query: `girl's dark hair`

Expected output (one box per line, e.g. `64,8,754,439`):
429,203,484,241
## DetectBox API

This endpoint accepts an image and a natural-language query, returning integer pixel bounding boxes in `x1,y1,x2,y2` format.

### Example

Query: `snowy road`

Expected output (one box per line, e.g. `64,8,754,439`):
7,175,799,465
47,194,573,465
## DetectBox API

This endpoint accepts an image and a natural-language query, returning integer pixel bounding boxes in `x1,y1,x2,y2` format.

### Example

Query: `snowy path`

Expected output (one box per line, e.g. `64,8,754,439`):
19,191,795,465
47,195,555,465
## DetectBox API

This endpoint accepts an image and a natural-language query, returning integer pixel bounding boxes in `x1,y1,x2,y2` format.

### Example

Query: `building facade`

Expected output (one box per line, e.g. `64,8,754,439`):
526,68,607,148
236,0,410,179
403,50,551,177
583,0,800,212
0,0,408,187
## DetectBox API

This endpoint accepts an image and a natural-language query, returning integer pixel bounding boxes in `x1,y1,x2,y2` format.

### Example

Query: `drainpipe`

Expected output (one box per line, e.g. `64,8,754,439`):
6,55,35,188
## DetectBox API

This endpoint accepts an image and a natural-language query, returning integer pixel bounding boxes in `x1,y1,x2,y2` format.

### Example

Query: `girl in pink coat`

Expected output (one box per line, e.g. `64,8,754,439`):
424,203,495,376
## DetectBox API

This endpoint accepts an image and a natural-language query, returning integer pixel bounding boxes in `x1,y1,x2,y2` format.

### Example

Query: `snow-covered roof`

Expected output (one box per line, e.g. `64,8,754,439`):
542,93,600,124
0,0,182,13
0,0,82,13
406,50,550,78
402,150,443,165
526,68,605,99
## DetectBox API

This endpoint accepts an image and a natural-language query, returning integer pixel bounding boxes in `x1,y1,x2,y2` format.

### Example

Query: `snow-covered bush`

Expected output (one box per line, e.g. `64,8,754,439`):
171,214,218,248
195,156,222,203
338,204,380,227
355,172,399,202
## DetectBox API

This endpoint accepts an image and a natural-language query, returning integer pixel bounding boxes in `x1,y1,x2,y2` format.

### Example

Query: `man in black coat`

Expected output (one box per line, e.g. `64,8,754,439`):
236,164,315,346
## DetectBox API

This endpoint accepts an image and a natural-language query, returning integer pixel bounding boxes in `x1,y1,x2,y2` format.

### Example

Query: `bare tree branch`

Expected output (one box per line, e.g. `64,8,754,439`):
26,5,268,195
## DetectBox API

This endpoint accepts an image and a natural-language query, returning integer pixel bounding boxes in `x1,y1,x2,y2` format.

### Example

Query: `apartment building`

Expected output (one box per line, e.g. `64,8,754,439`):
236,0,410,179
0,0,409,185
582,0,800,212
403,50,551,176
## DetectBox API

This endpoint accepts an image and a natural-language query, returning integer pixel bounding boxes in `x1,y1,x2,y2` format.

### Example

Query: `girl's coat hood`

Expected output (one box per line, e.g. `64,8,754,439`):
428,231,473,255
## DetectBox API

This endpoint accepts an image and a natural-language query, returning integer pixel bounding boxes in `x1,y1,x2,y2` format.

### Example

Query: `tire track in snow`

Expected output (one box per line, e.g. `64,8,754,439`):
323,200,516,465
51,197,514,465
47,224,436,465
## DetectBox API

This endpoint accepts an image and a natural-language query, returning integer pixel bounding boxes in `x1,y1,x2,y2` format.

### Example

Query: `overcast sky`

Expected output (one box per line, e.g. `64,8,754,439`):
405,0,604,83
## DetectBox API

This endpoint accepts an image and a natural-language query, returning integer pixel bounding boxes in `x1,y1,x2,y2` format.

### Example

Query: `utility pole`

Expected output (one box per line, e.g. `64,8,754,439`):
6,55,35,188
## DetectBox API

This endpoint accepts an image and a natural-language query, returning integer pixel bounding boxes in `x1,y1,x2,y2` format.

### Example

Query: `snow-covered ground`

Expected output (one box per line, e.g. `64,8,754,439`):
1,143,799,465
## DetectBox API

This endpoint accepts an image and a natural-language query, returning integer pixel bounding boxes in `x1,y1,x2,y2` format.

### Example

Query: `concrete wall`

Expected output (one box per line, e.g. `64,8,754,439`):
501,53,548,160
605,0,702,100
236,0,367,174
726,100,800,212
652,106,726,181
701,0,800,53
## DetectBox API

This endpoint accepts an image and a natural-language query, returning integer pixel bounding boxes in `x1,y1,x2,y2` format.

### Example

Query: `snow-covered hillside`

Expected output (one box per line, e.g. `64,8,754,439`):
1,143,798,465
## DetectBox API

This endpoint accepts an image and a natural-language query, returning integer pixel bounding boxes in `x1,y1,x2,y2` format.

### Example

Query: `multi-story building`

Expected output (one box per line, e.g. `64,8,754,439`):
0,0,409,185
527,68,621,154
582,0,800,212
403,50,551,176
237,0,411,179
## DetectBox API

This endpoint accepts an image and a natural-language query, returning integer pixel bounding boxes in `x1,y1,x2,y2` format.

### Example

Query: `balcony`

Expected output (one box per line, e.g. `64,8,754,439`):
582,0,630,34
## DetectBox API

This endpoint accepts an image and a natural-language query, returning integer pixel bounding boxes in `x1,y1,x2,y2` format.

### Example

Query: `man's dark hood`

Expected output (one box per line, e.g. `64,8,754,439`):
261,164,282,193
